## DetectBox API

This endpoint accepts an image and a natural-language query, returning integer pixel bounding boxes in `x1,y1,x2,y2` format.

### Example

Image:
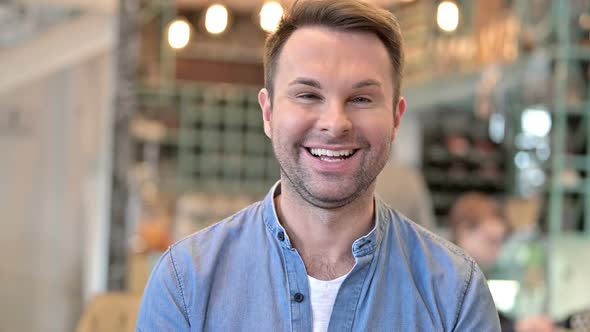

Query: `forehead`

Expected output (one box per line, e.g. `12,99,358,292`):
275,26,393,88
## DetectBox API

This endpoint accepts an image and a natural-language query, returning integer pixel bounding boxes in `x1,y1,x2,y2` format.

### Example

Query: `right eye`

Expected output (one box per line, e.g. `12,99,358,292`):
296,93,321,100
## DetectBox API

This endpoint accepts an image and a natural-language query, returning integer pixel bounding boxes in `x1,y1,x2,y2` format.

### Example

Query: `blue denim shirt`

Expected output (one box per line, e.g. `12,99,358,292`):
137,183,500,331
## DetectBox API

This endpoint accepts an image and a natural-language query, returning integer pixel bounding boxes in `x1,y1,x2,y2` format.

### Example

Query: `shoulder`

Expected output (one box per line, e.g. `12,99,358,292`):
138,201,273,325
387,207,474,275
381,206,479,297
146,201,269,306
170,200,266,261
381,209,498,329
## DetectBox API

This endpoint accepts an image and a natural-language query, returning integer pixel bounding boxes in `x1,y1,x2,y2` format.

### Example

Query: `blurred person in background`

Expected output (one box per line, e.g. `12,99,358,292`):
136,0,500,330
376,159,436,230
449,192,555,332
376,109,436,231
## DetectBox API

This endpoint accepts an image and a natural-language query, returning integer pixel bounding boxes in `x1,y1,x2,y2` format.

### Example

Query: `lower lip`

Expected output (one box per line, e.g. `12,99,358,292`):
303,148,359,173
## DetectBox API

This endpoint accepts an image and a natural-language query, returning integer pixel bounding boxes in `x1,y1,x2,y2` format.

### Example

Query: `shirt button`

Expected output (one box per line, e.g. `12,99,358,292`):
277,231,285,241
294,293,305,302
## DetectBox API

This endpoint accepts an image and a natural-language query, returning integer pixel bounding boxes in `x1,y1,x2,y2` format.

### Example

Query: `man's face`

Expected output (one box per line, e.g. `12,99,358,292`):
259,26,406,208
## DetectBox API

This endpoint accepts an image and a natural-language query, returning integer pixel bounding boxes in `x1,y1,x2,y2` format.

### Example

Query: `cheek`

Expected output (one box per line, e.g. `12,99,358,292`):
350,110,394,130
460,235,489,261
461,237,480,255
271,106,316,137
276,112,309,130
357,115,395,142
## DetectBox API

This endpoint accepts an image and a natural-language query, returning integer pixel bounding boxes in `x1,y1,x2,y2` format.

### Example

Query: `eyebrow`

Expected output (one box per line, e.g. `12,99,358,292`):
288,77,322,89
352,79,381,89
287,78,382,90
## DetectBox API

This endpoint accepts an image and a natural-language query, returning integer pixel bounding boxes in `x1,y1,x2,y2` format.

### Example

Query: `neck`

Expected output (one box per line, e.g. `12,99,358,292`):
274,181,376,280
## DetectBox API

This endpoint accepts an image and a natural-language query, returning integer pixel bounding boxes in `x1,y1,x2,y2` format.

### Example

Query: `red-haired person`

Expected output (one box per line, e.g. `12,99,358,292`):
449,192,554,332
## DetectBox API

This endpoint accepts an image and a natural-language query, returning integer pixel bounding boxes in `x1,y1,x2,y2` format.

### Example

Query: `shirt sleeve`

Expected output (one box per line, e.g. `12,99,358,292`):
136,248,191,331
453,260,501,332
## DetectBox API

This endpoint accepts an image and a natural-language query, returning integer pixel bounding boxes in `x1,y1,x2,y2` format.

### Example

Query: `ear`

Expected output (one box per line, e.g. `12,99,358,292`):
392,97,406,140
259,88,273,139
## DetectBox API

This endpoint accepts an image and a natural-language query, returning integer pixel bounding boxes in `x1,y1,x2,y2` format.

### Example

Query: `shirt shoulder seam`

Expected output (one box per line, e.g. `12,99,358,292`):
173,201,263,246
412,220,471,263
169,246,190,323
451,258,474,330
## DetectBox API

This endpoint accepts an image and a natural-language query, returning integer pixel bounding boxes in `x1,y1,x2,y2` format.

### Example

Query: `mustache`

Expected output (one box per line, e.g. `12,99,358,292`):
297,133,369,147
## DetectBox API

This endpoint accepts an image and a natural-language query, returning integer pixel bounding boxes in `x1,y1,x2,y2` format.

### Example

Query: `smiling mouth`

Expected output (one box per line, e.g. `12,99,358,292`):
306,148,358,161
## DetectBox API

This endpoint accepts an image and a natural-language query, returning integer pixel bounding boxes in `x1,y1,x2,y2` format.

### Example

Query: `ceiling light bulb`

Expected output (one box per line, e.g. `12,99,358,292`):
168,18,191,49
522,107,552,137
437,1,460,32
205,4,229,35
260,1,283,33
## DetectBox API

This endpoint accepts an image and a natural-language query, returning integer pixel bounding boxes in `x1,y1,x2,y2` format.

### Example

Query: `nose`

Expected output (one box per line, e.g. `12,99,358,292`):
317,101,352,137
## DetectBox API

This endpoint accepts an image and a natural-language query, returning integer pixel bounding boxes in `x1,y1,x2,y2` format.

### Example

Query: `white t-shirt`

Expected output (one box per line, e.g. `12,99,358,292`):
308,273,349,332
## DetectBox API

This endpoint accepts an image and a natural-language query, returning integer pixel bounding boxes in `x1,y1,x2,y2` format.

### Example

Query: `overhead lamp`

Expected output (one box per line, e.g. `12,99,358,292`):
167,18,191,49
260,1,284,33
437,1,459,33
522,106,551,137
205,4,229,35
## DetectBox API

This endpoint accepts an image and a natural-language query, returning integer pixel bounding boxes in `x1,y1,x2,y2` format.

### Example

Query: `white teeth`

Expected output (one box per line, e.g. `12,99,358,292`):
309,148,354,157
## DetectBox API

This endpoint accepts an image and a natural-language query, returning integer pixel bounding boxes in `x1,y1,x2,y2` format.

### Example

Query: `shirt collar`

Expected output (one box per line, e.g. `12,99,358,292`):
262,181,387,257
263,181,294,249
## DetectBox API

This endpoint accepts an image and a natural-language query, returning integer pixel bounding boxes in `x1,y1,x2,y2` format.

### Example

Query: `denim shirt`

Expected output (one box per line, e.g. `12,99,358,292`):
137,183,500,331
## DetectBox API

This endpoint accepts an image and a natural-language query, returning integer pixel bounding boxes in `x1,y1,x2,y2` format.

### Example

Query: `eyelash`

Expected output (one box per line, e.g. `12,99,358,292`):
294,93,373,104
350,96,372,103
297,93,321,100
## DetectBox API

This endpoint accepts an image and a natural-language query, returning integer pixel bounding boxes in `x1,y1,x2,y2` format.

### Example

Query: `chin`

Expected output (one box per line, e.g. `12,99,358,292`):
301,186,367,209
303,195,356,209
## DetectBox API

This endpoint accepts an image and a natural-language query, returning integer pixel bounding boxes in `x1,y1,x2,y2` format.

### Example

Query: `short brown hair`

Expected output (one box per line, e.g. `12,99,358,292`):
263,0,404,104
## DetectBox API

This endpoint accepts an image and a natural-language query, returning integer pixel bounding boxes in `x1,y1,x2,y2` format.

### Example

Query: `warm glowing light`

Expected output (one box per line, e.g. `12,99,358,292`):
205,4,229,35
437,1,459,32
260,1,284,33
168,18,191,49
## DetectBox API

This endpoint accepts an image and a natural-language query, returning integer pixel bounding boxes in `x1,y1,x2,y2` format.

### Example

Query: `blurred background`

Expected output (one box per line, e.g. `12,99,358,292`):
1,0,590,331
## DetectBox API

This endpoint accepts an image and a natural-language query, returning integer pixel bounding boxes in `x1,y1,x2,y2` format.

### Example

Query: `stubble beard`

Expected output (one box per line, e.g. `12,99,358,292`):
271,136,391,210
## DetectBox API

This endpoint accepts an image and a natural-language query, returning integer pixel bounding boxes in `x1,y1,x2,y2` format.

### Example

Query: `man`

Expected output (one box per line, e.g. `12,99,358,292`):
136,1,500,331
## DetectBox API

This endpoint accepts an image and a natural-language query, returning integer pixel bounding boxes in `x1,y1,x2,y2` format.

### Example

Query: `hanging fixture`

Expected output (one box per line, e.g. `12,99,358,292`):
205,4,229,35
168,18,191,49
436,1,459,33
259,1,283,33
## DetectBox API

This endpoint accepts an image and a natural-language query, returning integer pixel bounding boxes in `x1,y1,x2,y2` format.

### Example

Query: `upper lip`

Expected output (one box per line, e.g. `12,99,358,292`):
304,145,360,150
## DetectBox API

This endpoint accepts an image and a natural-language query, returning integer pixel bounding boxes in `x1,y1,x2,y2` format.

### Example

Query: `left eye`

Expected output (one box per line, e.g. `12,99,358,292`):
350,96,372,103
